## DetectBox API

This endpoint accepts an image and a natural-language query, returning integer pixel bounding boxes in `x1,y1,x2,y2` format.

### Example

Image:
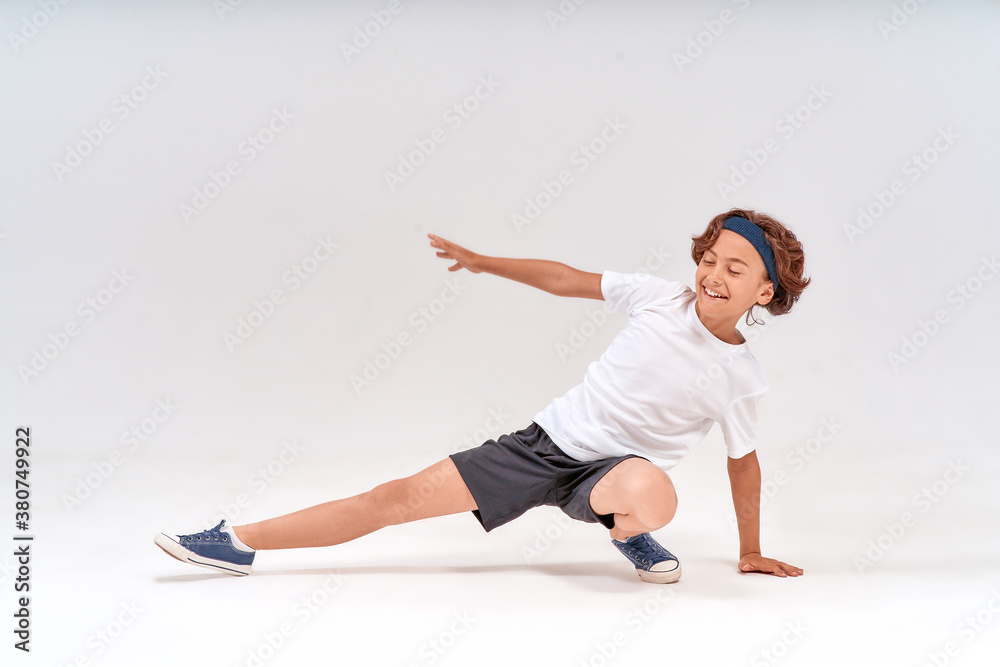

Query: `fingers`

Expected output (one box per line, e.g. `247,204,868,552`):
429,235,471,273
771,558,803,576
748,559,786,577
429,234,458,261
430,235,454,261
428,233,450,249
439,253,463,272
741,557,804,578
771,561,803,577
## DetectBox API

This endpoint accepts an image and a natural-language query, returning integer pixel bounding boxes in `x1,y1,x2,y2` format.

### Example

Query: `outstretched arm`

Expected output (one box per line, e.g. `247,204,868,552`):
428,233,603,300
728,450,804,577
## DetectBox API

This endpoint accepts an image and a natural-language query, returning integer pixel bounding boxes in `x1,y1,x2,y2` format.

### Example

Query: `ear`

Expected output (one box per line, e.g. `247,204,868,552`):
757,279,774,306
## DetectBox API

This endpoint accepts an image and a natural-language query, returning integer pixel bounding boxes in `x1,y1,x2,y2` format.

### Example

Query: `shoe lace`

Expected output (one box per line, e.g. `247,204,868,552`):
622,533,674,564
186,520,229,543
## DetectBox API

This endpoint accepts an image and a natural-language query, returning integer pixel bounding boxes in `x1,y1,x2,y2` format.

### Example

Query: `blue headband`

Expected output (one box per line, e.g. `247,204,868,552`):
721,216,777,286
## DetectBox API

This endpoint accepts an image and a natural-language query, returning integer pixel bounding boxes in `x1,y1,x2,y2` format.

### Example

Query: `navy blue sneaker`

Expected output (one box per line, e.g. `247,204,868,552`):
612,532,681,583
154,520,255,576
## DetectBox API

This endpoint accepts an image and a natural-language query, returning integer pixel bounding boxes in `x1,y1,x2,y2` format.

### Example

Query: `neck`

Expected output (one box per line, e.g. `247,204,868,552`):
695,302,743,345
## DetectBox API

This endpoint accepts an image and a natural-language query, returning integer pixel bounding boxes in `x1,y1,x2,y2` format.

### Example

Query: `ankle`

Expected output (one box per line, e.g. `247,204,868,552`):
231,525,258,551
610,528,642,542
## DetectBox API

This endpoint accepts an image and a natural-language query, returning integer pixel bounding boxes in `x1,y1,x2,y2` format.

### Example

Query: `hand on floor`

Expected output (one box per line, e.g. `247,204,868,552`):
738,552,803,577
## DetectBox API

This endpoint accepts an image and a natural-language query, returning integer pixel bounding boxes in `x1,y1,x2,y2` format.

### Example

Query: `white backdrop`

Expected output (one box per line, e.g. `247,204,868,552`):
2,1,999,666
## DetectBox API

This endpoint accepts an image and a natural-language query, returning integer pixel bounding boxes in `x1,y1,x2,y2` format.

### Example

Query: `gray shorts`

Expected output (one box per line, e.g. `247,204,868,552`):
449,421,643,532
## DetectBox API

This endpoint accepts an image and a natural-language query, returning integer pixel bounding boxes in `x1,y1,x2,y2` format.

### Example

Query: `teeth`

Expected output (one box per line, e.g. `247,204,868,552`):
705,286,726,298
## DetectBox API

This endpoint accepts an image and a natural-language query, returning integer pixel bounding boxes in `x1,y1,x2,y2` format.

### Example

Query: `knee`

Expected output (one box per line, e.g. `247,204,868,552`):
367,474,440,526
366,479,413,526
627,463,678,530
592,458,679,530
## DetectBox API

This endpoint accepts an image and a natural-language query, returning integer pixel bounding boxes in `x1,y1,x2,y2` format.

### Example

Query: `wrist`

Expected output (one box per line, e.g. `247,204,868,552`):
474,253,494,274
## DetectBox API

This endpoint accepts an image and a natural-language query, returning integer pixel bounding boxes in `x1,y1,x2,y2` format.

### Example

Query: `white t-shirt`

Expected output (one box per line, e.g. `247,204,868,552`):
532,271,768,471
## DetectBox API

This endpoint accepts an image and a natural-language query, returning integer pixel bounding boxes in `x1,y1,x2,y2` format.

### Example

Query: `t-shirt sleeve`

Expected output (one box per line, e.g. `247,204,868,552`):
717,391,765,459
602,271,686,316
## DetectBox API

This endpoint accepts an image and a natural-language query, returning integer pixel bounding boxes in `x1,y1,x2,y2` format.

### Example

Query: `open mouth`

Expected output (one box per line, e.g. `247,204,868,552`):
703,285,728,300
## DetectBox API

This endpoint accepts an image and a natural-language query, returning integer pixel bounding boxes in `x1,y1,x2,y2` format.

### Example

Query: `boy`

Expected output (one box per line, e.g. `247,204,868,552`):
155,208,809,583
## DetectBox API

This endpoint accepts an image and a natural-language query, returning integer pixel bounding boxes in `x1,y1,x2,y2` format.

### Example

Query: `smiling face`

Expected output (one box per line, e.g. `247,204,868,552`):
694,230,775,341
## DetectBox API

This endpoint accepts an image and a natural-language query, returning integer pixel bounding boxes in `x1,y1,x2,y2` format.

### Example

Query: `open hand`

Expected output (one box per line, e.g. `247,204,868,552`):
428,234,483,273
738,552,803,578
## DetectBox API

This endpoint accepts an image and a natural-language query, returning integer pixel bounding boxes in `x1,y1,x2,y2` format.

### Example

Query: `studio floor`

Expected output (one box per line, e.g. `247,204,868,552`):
23,437,1000,667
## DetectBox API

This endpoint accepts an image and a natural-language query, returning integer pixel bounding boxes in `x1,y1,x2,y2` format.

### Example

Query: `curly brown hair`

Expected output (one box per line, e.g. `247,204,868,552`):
691,208,811,324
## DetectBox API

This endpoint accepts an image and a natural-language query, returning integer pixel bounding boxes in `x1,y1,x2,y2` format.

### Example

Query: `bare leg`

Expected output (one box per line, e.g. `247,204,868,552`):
588,458,677,541
232,457,476,550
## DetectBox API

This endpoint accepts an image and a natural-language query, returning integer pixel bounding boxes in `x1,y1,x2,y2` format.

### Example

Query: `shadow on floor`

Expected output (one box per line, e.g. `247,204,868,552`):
154,560,642,587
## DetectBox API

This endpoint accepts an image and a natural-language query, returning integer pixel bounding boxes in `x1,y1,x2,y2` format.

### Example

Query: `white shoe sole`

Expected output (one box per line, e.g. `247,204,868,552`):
636,562,681,584
154,533,252,576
